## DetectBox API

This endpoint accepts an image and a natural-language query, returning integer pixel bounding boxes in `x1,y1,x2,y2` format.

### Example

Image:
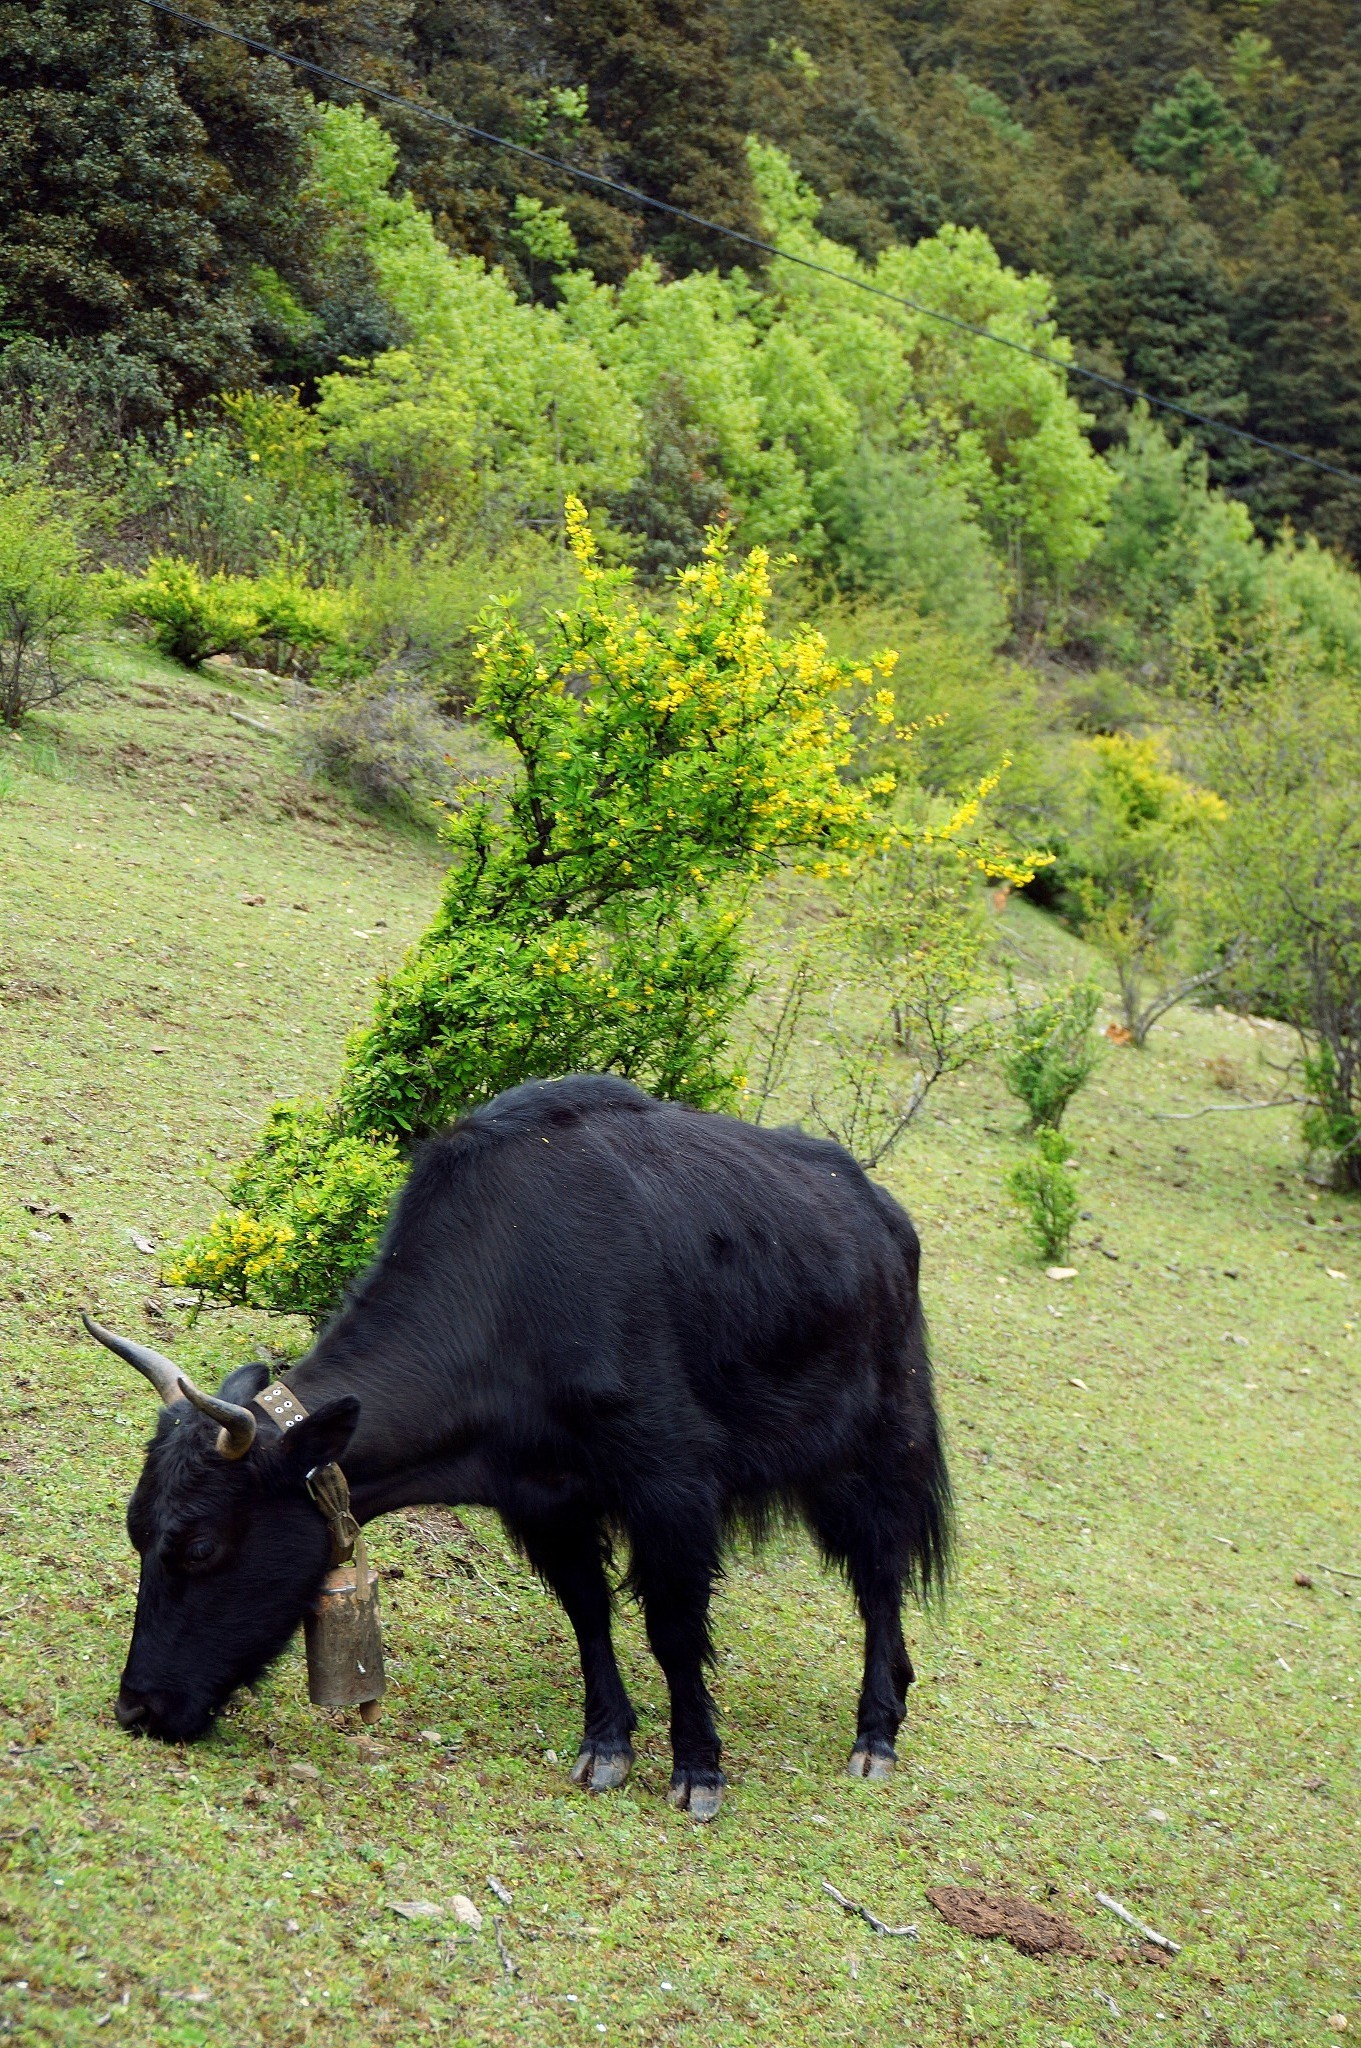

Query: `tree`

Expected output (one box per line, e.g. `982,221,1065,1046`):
389,0,760,287
605,374,732,578
1133,70,1279,200
171,504,899,1316
1056,170,1249,462
0,484,92,727
0,0,335,410
1230,204,1361,560
1059,732,1231,1046
1185,604,1361,1189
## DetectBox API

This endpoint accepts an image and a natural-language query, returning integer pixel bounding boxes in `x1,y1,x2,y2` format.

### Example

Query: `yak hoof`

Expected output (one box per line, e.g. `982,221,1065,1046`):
570,1745,633,1792
847,1744,895,1781
668,1771,724,1822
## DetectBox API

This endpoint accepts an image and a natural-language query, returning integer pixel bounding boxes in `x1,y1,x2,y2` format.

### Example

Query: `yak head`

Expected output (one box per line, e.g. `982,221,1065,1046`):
84,1316,358,1743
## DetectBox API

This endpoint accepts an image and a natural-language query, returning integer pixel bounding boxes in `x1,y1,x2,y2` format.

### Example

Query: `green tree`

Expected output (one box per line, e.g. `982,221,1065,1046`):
1086,408,1265,656
605,375,732,579
1185,604,1361,1189
1056,170,1248,459
1060,732,1230,1047
172,504,898,1316
1134,70,1279,201
381,0,759,289
0,484,92,728
0,1,340,410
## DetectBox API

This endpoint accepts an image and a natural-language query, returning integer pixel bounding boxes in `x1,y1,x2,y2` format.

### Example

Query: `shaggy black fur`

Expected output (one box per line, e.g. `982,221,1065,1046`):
114,1075,950,1804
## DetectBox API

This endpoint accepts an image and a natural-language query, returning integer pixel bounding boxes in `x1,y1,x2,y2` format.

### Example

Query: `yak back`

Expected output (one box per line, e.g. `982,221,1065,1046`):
314,1075,932,1497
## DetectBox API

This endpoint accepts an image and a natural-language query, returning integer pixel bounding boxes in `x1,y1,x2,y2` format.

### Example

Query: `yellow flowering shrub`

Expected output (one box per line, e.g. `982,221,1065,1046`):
175,505,898,1317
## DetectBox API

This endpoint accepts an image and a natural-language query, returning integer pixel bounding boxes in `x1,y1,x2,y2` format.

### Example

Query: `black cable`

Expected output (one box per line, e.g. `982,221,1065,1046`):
141,0,1360,491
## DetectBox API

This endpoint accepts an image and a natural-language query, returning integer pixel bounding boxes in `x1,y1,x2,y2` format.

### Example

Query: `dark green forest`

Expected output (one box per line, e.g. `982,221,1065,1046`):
6,0,1361,553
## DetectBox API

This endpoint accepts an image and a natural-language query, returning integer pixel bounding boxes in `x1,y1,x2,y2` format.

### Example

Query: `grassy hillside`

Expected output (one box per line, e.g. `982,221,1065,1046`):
1,654,1357,2046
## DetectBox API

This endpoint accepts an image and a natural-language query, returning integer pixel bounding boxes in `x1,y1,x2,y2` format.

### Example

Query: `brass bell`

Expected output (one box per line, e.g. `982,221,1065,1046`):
303,1530,386,1722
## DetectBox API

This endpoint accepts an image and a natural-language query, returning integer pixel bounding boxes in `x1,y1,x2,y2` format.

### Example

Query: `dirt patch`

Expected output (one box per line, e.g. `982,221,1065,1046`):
926,1886,1089,1957
0,977,67,1005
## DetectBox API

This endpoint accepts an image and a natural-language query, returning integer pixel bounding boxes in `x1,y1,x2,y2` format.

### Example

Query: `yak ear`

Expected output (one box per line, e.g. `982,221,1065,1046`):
276,1396,361,1480
219,1359,272,1405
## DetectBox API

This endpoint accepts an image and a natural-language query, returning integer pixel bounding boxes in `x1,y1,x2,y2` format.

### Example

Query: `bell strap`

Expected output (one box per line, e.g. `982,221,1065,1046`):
253,1379,359,1566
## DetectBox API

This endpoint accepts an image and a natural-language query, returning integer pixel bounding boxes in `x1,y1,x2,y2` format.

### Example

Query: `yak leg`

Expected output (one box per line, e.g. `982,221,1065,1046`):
804,1473,913,1780
510,1511,636,1791
630,1516,725,1821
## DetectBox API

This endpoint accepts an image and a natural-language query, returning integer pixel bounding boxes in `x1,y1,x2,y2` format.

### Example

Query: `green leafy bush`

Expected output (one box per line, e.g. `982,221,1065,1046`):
1055,731,1228,1045
252,572,355,677
166,1101,405,1314
1002,979,1101,1128
1007,1126,1080,1262
117,555,352,672
0,483,93,728
174,503,897,1317
117,555,263,666
1189,609,1361,1190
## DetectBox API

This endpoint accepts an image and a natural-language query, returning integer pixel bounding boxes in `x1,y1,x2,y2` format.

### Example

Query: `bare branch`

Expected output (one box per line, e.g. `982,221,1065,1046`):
822,1881,918,1938
1094,1892,1181,1955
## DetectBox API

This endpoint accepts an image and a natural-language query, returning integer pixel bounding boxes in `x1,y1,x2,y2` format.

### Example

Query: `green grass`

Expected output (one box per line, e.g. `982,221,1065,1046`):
1,648,1357,2046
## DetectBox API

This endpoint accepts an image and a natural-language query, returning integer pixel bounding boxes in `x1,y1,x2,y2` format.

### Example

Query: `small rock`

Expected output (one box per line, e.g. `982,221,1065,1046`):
1326,1268,1347,1281
390,1900,441,1921
1046,1266,1077,1281
1068,1377,1089,1390
241,894,266,907
418,1730,444,1745
487,1875,513,1906
1145,1807,1169,1822
1294,1572,1314,1588
451,1895,483,1930
287,1762,322,1783
129,1231,157,1255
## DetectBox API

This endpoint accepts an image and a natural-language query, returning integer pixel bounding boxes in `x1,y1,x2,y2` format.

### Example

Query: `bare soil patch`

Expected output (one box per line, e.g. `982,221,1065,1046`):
927,1885,1089,1957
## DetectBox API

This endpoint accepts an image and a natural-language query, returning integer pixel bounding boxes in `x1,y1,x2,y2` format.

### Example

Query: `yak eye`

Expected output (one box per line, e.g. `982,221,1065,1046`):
182,1536,221,1569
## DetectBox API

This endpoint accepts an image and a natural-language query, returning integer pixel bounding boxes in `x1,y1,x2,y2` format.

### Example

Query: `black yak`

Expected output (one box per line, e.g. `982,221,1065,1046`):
86,1074,949,1818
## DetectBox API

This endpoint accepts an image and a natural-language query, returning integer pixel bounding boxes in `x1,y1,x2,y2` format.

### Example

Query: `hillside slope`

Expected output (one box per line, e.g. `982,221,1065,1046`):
0,660,1356,2044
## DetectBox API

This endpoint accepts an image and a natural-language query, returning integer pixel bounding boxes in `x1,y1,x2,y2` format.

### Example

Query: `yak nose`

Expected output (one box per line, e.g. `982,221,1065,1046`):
115,1688,150,1732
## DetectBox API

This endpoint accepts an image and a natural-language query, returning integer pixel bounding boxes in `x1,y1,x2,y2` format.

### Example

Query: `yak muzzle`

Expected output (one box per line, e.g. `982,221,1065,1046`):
114,1684,214,1743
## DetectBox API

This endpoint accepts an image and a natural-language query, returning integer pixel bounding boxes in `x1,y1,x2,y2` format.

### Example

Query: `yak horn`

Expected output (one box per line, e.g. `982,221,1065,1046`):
177,1378,257,1461
82,1313,183,1405
81,1312,257,1459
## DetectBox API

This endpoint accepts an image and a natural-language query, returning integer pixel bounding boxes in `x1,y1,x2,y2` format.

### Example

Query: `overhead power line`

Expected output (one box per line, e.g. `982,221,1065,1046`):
140,0,1359,491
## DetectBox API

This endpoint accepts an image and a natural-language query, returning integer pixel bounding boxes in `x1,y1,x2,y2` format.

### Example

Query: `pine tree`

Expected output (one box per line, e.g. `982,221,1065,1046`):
0,0,326,409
